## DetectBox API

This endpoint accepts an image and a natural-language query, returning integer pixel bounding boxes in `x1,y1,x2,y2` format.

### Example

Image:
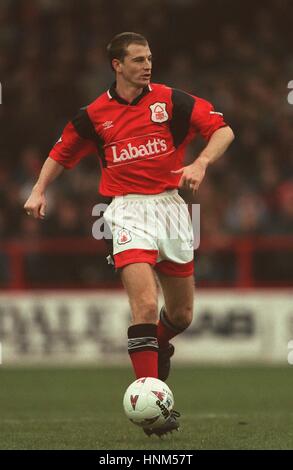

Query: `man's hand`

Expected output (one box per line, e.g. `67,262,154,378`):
171,157,208,195
23,157,64,219
24,189,47,219
171,126,235,194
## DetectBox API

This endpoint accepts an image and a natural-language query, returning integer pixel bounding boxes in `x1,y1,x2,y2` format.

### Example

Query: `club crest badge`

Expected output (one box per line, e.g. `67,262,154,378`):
117,228,132,245
150,102,168,123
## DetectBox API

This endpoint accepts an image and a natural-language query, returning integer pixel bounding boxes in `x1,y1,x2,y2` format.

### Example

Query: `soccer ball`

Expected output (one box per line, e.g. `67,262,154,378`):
123,377,174,429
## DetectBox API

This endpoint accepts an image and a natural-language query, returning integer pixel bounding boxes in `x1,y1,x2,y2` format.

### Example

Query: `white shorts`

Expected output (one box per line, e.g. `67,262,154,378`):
103,190,194,277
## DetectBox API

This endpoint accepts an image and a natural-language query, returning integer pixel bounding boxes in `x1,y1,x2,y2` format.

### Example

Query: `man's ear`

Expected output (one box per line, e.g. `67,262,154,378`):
112,59,122,73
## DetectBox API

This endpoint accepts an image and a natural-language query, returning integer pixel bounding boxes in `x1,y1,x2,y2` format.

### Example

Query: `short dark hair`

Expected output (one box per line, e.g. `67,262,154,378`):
106,32,148,70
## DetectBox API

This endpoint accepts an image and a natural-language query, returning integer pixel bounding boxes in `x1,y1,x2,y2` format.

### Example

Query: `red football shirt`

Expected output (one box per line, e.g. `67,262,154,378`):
49,83,227,196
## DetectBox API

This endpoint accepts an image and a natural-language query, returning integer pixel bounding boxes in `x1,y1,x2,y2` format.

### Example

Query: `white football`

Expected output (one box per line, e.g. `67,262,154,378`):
123,377,174,429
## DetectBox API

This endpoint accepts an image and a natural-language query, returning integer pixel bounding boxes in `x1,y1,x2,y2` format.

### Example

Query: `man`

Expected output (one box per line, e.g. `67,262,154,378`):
24,32,234,436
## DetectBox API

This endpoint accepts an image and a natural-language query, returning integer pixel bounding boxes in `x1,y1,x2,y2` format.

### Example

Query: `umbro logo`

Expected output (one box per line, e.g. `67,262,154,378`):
103,120,114,129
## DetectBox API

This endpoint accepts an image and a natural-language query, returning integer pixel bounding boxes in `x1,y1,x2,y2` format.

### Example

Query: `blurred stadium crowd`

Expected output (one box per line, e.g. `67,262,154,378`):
0,0,293,285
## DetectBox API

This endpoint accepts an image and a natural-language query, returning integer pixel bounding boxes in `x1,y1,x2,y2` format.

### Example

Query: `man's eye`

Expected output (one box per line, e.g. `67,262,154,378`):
134,58,152,62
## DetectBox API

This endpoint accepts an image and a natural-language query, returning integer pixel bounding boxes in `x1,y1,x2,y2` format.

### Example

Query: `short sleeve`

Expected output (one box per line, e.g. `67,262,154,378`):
49,108,97,169
191,97,227,141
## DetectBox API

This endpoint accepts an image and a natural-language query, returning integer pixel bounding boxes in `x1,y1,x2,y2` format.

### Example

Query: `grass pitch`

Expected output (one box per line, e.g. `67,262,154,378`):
0,366,292,450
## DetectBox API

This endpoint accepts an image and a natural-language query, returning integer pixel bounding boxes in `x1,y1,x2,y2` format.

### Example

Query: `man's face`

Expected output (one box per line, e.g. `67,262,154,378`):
114,43,152,87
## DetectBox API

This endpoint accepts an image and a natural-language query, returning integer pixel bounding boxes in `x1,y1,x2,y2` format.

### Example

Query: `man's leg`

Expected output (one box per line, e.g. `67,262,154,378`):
121,262,159,379
121,262,181,436
156,273,194,379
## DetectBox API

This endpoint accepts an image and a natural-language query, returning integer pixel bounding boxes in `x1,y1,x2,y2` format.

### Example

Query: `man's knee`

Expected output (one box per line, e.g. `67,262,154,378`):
132,299,158,324
168,305,193,330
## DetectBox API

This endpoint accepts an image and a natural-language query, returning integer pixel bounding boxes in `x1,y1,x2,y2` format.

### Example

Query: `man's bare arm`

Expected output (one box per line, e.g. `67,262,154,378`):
24,157,64,219
196,126,235,168
172,126,235,193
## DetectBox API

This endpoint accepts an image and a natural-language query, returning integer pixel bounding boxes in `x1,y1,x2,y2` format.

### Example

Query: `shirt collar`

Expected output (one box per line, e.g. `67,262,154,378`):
107,82,152,105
